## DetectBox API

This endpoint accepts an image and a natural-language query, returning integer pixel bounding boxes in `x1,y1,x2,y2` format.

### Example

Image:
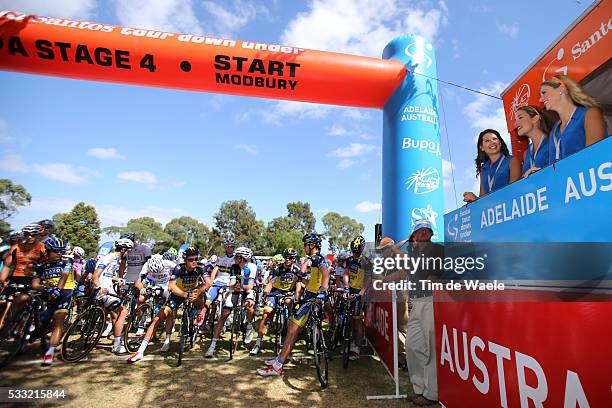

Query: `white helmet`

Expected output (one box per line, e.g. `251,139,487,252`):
115,238,134,250
234,246,252,260
147,254,164,273
209,254,218,264
73,246,85,258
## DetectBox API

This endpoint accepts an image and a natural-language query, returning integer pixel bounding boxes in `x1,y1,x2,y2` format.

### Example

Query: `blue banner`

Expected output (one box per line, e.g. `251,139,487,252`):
97,241,114,258
445,138,612,243
382,35,443,243
178,243,190,258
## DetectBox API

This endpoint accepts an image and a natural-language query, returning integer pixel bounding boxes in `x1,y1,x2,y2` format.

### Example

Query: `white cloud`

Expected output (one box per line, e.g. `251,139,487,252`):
463,81,510,146
327,124,350,136
331,143,376,158
281,0,448,57
172,181,187,188
27,197,78,214
96,204,184,226
31,163,92,184
202,0,267,37
337,158,363,169
0,0,96,18
0,153,96,183
316,208,330,215
355,201,381,213
115,0,202,34
117,170,158,185
87,147,124,160
0,154,28,173
235,144,258,155
497,22,519,38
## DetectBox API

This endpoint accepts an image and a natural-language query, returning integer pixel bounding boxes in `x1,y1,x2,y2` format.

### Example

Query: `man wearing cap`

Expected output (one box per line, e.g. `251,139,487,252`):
404,219,443,406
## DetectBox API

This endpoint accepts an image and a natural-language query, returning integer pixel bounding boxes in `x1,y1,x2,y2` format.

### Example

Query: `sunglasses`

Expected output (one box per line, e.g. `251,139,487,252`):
285,257,296,261
185,257,198,262
234,256,245,261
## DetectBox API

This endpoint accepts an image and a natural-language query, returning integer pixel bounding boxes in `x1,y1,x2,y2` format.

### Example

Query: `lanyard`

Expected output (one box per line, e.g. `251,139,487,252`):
487,155,505,192
530,137,544,168
552,107,577,161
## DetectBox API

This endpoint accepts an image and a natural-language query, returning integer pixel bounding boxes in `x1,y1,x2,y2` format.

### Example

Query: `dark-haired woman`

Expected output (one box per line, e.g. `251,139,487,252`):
463,129,521,203
515,105,555,178
539,74,606,161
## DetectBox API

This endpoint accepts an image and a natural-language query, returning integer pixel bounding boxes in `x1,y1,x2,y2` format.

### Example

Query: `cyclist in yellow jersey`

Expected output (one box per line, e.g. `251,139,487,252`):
250,247,301,356
31,237,74,366
343,236,371,360
257,233,330,376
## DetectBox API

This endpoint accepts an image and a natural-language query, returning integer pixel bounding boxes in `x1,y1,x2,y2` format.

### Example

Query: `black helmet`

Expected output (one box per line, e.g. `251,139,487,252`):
302,233,322,248
9,231,23,244
120,232,136,242
283,248,298,258
350,236,366,253
38,219,54,229
183,246,199,258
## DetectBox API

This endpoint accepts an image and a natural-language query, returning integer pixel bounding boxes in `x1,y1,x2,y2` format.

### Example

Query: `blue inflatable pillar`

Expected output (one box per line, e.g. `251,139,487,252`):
382,36,444,242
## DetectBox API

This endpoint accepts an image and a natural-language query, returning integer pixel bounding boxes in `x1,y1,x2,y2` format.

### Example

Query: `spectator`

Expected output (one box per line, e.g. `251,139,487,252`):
515,105,556,177
539,74,607,161
463,129,521,203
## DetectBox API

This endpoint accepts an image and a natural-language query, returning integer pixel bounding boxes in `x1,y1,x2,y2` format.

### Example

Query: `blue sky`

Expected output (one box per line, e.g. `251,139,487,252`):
0,0,593,246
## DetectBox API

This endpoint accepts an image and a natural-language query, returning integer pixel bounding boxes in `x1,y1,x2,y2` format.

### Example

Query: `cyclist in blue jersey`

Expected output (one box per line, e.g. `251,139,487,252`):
204,245,257,357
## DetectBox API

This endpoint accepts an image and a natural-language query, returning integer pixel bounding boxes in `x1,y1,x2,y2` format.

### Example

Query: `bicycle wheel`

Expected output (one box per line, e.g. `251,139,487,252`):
342,314,352,369
228,308,240,360
273,309,283,356
61,306,105,363
177,307,189,367
0,307,28,368
312,319,329,389
124,304,151,353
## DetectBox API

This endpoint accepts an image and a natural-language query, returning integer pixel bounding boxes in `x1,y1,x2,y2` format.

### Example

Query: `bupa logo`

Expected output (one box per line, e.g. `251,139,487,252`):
510,83,530,122
404,39,434,69
401,137,441,157
411,204,439,238
446,213,459,241
405,168,440,195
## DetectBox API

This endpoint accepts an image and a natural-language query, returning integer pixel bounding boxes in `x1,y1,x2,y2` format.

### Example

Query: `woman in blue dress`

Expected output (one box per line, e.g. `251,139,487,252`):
539,75,607,161
463,129,521,203
514,105,557,178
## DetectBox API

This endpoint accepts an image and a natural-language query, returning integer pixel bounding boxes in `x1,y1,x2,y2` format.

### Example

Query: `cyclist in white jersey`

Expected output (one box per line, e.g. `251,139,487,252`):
92,238,133,354
197,233,235,330
205,246,256,357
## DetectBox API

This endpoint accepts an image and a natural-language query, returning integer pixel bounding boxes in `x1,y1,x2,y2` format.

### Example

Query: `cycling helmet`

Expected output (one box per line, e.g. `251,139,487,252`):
302,232,322,247
209,254,218,264
38,219,54,229
115,238,134,250
73,246,85,258
120,232,136,242
167,247,178,256
223,232,236,246
273,254,284,263
9,231,23,244
22,223,43,236
283,247,298,259
338,250,351,261
163,250,178,261
234,246,253,260
45,237,68,253
147,254,164,274
350,236,366,253
85,258,97,274
183,246,199,258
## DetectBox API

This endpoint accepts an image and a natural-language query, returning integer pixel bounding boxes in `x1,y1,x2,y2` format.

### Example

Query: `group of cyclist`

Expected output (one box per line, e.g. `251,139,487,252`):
0,220,371,380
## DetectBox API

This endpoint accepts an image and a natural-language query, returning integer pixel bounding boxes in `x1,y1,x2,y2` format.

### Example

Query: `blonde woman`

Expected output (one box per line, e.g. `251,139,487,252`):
539,75,607,161
514,105,556,178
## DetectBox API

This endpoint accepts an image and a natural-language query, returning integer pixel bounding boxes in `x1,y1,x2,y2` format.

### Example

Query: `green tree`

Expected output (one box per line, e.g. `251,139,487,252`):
160,216,217,255
213,200,265,253
105,217,170,245
321,211,364,253
53,202,101,256
286,201,316,233
263,216,304,256
0,179,32,239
